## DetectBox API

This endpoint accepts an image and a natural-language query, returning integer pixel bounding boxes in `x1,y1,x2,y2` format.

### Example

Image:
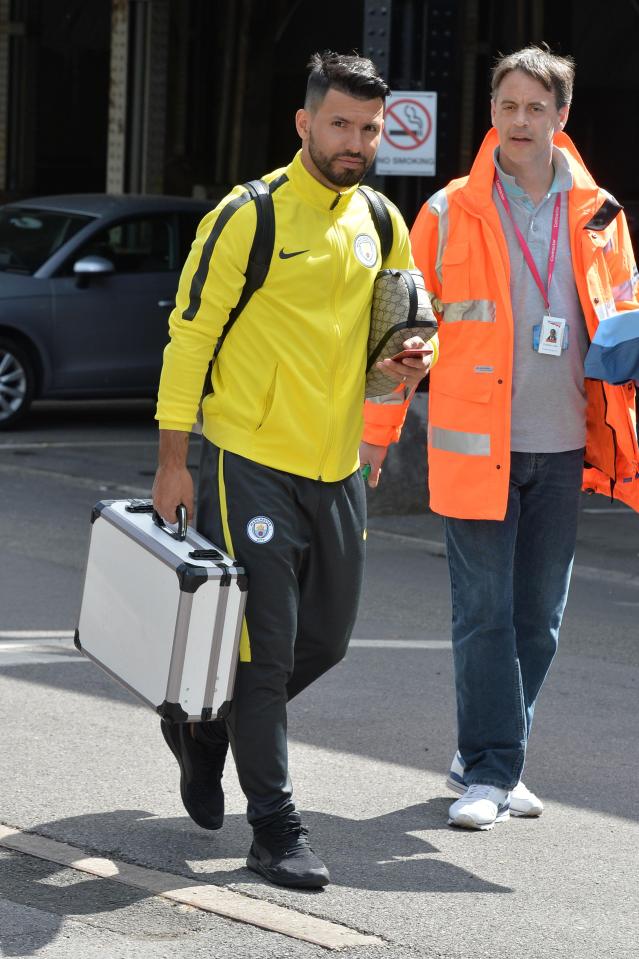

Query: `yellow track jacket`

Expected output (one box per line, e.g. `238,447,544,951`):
156,151,419,481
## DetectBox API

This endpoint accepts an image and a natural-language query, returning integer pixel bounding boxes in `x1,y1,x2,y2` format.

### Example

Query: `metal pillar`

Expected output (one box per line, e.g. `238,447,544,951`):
106,0,129,193
127,0,148,192
132,0,168,194
106,0,168,195
5,0,36,197
0,0,9,194
530,0,544,42
169,0,189,172
228,0,250,185
363,0,393,78
458,0,480,175
363,1,393,192
214,1,238,184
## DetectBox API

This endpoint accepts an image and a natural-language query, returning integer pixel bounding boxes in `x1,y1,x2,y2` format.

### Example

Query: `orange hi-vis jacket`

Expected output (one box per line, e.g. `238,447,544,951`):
410,128,639,520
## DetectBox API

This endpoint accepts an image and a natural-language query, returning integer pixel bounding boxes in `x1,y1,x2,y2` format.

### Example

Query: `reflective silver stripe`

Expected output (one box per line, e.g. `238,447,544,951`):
612,278,633,303
427,189,449,284
442,299,496,323
429,425,490,456
366,390,407,405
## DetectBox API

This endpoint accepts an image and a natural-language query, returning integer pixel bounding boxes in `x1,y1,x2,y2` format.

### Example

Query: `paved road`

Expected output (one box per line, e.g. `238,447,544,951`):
0,401,637,958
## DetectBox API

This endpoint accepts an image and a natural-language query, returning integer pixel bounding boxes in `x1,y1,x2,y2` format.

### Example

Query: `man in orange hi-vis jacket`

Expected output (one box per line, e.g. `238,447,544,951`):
411,45,639,831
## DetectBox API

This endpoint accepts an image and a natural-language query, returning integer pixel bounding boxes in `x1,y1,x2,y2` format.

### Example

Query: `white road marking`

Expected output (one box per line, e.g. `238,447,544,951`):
0,639,80,665
0,642,75,652
0,635,78,666
0,823,382,950
0,633,449,655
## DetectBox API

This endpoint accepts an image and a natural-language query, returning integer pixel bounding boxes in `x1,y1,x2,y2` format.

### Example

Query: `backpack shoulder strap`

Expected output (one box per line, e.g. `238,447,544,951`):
358,185,394,264
213,174,286,358
234,178,276,312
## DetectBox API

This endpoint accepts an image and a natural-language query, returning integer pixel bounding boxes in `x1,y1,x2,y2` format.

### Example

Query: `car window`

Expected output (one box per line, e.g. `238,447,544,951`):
71,215,175,274
0,208,93,274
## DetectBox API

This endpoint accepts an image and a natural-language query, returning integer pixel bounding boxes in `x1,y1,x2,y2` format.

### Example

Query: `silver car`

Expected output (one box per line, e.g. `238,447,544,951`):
0,194,211,428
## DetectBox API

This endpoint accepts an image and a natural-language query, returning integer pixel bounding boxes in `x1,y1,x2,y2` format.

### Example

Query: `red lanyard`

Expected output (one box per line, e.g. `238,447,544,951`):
494,172,561,313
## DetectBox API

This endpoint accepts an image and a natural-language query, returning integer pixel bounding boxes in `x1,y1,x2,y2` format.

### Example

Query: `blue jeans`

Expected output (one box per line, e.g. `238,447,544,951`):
443,449,584,790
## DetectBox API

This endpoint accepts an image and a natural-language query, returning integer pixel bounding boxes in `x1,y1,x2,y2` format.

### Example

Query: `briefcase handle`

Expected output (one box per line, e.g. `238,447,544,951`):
152,504,188,542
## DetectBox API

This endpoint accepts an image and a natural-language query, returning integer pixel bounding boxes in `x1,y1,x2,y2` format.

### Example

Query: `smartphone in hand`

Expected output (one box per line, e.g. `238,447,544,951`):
389,347,434,362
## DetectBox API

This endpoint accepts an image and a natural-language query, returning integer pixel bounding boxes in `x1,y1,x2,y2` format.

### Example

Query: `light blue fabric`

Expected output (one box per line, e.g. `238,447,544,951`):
494,146,573,211
585,343,639,384
588,308,639,347
584,309,639,384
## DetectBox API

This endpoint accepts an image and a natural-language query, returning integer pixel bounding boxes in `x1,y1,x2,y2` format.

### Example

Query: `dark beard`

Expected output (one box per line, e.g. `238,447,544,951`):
308,135,373,188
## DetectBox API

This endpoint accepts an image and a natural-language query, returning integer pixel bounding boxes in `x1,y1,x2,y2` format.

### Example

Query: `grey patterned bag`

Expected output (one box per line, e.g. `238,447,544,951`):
365,268,438,397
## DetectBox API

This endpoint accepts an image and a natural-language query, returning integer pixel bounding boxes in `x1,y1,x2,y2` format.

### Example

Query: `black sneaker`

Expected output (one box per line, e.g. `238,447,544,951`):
247,812,330,889
161,720,228,830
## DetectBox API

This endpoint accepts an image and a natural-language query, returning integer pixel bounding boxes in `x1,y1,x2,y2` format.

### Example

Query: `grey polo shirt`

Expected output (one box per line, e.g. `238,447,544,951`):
493,147,589,453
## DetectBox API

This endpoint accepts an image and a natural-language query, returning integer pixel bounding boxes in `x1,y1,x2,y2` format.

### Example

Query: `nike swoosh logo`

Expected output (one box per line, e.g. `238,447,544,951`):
279,248,309,259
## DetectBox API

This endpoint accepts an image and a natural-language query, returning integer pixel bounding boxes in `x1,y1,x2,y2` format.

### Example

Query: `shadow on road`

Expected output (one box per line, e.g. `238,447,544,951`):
0,805,511,956
1,650,637,825
0,648,639,821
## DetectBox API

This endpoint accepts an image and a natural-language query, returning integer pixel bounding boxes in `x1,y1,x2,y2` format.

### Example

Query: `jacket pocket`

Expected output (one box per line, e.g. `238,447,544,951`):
255,364,278,431
441,241,470,302
430,363,494,444
431,363,493,403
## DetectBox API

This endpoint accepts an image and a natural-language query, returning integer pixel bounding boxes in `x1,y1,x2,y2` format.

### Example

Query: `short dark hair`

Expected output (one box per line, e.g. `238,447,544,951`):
491,44,575,110
304,51,389,111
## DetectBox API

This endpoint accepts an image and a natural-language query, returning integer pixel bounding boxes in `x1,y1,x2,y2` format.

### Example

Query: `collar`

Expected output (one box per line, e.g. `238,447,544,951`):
462,128,600,212
286,150,360,211
455,128,607,253
493,145,573,206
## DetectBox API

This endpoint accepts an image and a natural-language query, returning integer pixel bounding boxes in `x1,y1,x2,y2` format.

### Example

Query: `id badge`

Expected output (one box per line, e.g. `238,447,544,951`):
534,316,566,356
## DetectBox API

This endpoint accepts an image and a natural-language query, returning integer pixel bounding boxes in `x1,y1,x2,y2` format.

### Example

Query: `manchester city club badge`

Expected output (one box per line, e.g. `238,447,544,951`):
354,233,378,268
246,515,275,543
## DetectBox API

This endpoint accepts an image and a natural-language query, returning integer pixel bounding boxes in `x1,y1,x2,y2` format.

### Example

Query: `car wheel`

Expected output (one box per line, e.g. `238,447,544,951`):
0,337,35,429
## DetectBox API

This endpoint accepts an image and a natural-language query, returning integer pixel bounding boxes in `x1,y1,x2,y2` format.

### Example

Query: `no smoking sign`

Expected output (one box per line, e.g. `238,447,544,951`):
376,91,437,177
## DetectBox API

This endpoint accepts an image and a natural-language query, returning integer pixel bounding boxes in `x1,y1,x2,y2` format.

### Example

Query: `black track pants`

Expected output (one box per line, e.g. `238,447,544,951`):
196,438,367,827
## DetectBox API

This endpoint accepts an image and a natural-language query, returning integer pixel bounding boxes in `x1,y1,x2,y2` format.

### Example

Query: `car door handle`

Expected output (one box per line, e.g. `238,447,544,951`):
158,299,174,308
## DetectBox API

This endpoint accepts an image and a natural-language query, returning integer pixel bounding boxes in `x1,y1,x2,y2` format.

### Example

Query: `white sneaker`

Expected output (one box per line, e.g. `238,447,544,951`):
448,784,511,830
446,751,543,818
510,780,544,817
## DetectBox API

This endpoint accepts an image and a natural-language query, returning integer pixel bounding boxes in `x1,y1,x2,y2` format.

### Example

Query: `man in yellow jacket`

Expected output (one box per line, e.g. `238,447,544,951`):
411,45,639,830
153,51,434,887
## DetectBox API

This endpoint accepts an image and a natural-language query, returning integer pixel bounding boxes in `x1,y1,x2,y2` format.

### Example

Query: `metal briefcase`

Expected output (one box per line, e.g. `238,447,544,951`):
75,499,247,723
